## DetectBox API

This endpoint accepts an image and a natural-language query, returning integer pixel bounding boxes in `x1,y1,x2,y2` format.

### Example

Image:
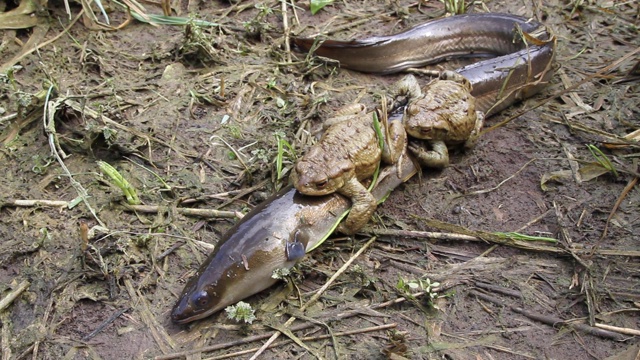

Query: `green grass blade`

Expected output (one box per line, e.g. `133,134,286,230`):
97,161,141,205
494,231,558,243
587,144,618,177
112,0,218,26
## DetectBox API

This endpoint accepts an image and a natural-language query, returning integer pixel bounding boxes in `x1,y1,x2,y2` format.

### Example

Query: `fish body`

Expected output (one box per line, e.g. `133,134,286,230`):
171,138,416,324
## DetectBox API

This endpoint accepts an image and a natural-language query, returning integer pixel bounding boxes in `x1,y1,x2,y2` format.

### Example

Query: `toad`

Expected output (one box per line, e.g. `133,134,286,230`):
291,102,406,234
394,71,484,168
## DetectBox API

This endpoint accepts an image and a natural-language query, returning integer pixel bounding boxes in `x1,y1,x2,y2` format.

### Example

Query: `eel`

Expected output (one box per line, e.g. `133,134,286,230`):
172,13,557,324
293,13,556,117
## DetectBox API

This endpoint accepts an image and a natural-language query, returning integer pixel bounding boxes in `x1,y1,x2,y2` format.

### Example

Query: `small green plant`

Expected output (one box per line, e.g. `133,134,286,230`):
587,144,618,177
225,301,256,324
97,161,141,205
251,148,270,163
112,1,218,26
350,264,376,287
181,20,219,62
440,0,466,15
569,0,584,17
226,124,242,139
310,0,334,14
272,267,291,280
31,154,53,174
243,3,274,37
275,133,296,181
397,277,440,301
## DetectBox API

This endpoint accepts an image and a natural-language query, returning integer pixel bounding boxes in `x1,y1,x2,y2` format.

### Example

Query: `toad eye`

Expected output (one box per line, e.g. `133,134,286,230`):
315,180,328,189
193,291,210,307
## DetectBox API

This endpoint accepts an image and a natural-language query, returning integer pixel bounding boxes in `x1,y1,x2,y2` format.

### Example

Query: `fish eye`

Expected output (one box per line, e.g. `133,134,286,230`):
193,291,209,307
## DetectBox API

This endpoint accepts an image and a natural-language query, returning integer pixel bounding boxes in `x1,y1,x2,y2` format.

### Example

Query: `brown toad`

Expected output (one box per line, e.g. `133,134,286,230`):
291,103,406,234
394,71,484,168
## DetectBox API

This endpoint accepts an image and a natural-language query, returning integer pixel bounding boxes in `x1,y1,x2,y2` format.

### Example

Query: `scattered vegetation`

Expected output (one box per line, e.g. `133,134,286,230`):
397,277,441,303
441,0,466,15
0,0,638,359
225,301,257,324
309,0,335,15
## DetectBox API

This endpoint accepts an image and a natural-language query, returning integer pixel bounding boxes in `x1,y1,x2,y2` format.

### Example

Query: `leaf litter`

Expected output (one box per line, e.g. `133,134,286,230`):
0,0,639,359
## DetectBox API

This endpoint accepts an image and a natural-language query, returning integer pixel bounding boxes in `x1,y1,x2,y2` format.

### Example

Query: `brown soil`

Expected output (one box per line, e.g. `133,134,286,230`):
1,0,639,359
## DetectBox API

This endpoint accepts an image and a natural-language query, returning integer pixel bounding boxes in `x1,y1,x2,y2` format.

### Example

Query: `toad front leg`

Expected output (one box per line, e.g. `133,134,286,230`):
463,110,485,150
378,106,407,166
337,175,378,235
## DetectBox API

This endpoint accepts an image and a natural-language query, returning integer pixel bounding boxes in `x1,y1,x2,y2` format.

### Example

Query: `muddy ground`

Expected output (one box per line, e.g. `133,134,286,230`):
1,0,639,359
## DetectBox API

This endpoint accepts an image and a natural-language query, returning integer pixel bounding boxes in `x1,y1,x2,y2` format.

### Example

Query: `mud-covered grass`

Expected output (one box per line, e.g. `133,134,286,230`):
1,0,639,359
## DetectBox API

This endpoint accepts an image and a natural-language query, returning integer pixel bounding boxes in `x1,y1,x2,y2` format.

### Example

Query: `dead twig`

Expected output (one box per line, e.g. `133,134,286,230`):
156,290,429,360
1,199,70,208
123,204,240,218
124,279,175,354
0,11,83,73
178,179,268,208
363,227,477,241
44,88,106,228
249,236,378,359
474,281,523,299
593,171,638,255
471,290,627,341
209,324,397,360
81,308,130,341
0,281,30,312
280,0,292,63
404,217,640,257
463,159,536,197
594,323,640,337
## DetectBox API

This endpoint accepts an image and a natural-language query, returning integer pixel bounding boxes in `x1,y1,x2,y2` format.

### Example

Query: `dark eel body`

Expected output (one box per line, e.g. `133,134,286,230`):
293,13,555,116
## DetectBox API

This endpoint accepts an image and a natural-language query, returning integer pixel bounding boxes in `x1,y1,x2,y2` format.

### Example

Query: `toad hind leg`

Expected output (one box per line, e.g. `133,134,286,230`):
463,110,485,150
379,107,407,166
392,74,422,100
408,140,449,168
337,176,377,235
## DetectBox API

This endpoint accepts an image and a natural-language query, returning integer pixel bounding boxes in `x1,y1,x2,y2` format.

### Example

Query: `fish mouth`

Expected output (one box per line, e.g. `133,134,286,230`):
171,307,217,324
171,298,219,324
171,314,194,325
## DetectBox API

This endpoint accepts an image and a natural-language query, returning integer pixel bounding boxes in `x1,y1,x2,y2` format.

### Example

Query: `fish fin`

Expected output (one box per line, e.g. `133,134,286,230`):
286,240,306,261
292,37,384,52
286,228,311,261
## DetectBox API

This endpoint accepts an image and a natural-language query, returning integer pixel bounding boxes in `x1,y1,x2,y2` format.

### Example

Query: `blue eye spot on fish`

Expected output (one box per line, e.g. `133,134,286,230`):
286,230,309,261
